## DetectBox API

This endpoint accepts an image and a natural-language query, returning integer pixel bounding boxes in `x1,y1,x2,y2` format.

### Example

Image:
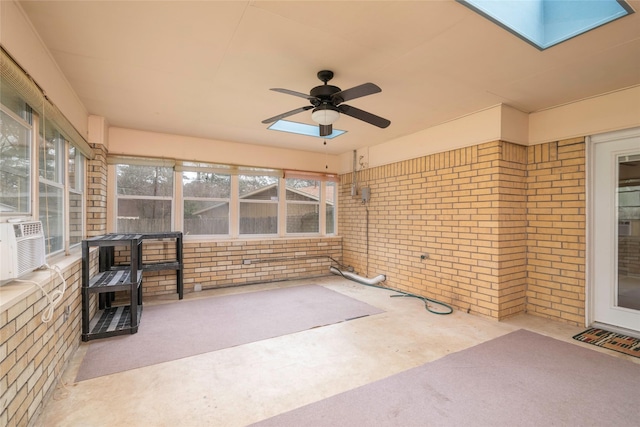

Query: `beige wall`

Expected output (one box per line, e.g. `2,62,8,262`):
529,86,640,145
0,0,89,139
338,88,640,174
108,127,342,174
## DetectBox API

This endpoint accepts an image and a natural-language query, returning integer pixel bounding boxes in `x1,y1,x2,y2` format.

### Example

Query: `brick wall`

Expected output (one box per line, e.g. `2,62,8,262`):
105,237,342,297
340,141,528,319
0,257,88,427
526,138,586,324
86,143,108,237
181,237,343,292
340,139,586,324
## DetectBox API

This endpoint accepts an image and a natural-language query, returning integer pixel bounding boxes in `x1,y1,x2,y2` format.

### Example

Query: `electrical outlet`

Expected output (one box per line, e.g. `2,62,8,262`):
64,305,70,321
243,259,251,265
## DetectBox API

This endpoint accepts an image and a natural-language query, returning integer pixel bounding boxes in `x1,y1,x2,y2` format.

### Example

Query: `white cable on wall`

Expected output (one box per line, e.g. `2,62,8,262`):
15,264,67,323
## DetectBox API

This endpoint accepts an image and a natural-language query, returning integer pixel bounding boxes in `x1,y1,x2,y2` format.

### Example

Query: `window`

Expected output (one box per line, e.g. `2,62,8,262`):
68,145,84,246
458,0,633,50
239,174,278,235
325,181,337,235
111,159,338,238
1,49,89,259
618,158,640,224
39,125,65,254
183,170,231,236
116,164,173,233
286,178,320,234
268,120,346,139
0,105,32,215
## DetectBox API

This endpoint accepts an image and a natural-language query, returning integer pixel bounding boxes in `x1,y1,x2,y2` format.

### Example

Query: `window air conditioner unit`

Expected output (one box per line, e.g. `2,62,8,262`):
0,221,46,282
618,220,631,237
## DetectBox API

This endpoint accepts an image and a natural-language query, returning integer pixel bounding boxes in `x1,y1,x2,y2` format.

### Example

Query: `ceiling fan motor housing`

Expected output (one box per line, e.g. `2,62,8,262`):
310,84,342,106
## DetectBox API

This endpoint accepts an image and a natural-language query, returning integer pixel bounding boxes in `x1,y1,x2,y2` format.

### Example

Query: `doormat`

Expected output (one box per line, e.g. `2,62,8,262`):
572,328,640,359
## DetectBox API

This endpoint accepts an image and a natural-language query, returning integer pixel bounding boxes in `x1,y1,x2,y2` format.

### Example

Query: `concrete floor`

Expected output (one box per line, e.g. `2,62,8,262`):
33,276,639,427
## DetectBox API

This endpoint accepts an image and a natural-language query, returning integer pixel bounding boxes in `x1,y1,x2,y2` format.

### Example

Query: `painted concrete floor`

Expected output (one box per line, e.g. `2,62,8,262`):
33,276,639,427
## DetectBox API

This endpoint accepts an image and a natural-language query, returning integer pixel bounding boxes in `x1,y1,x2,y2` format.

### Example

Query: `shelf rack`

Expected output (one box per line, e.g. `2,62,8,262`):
139,232,184,300
81,234,143,341
97,232,183,300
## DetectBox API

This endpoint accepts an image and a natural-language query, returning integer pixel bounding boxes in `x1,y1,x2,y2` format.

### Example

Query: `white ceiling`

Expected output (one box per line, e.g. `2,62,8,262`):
18,0,640,155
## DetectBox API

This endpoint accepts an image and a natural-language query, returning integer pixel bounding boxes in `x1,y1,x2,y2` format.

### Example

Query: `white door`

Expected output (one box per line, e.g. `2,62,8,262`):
591,128,640,333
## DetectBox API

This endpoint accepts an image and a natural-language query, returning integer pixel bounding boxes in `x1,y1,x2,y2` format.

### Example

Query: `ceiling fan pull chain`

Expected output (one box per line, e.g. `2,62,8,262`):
324,140,328,169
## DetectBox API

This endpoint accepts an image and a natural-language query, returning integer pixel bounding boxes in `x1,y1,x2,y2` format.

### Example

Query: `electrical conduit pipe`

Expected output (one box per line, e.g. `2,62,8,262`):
329,266,386,286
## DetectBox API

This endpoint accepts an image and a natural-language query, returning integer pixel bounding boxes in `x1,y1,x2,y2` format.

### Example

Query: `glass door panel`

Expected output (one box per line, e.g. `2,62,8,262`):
617,157,640,311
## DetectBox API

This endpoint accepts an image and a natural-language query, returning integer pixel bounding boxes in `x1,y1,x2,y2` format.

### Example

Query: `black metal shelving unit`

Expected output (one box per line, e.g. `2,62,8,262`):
140,232,184,300
81,232,184,342
81,234,143,341
96,232,184,300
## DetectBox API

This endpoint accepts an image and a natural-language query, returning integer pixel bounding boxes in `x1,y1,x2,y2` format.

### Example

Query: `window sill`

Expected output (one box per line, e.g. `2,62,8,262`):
184,234,339,241
0,283,34,312
0,248,81,313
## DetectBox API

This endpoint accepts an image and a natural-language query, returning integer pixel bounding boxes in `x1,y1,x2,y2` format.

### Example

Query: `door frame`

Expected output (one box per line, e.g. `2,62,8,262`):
586,126,640,336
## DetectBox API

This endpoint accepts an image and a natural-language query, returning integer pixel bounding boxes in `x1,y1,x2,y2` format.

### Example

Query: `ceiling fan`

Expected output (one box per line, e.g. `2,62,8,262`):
262,70,391,137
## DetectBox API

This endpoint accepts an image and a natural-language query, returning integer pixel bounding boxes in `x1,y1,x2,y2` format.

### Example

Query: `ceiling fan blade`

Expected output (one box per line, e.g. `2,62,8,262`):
270,88,317,100
332,83,381,104
261,105,313,124
338,104,390,128
319,124,332,137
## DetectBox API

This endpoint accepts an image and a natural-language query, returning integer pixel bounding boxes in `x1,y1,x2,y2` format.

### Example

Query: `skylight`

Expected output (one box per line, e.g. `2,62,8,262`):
458,0,633,50
268,120,346,139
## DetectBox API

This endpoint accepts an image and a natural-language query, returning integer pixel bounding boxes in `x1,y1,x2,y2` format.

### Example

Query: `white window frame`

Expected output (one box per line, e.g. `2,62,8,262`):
324,180,337,236
0,104,33,217
107,159,339,239
238,173,280,237
38,124,66,255
114,162,175,233
182,169,231,237
285,177,321,235
67,144,85,249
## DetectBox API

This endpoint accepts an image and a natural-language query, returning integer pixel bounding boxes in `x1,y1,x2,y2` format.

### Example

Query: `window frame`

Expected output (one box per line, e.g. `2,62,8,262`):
324,180,337,236
182,169,232,237
38,125,66,255
67,144,85,248
285,177,322,235
238,173,280,237
0,104,33,216
0,104,88,257
1,48,90,258
114,163,175,234
108,158,339,239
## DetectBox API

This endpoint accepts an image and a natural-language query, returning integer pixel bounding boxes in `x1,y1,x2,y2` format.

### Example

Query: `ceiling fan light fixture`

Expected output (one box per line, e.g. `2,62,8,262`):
311,105,340,125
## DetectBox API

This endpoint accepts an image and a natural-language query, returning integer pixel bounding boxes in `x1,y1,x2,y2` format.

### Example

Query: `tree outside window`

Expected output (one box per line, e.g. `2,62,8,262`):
116,164,173,233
